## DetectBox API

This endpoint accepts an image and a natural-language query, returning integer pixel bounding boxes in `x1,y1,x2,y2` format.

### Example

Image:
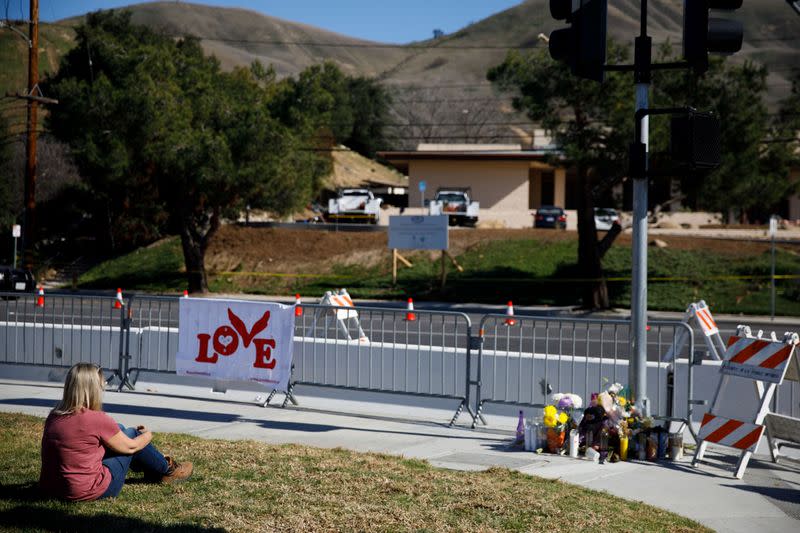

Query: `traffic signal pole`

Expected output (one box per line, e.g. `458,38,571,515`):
549,0,742,416
630,0,651,417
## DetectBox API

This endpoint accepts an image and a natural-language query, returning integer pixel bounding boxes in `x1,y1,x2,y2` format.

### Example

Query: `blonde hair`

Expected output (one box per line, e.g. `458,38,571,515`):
52,363,105,415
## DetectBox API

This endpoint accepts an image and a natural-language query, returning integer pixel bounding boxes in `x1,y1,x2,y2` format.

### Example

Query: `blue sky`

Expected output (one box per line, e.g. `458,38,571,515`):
19,1,524,44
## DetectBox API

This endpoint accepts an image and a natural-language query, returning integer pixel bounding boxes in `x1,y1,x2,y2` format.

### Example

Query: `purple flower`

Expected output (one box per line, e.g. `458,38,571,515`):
557,396,574,410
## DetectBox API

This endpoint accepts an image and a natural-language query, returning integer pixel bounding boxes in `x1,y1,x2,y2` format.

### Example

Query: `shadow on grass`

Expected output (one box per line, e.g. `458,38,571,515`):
0,483,225,532
0,505,225,532
78,271,186,293
374,263,632,307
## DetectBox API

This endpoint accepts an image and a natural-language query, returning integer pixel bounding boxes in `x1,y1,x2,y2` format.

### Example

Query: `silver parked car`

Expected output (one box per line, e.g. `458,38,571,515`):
594,208,620,231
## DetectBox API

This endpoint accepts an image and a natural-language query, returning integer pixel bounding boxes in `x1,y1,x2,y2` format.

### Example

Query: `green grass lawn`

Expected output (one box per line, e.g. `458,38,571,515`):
76,234,800,315
1,412,708,532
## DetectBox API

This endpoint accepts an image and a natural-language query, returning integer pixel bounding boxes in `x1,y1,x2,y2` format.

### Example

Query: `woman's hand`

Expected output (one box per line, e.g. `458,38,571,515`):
106,428,153,454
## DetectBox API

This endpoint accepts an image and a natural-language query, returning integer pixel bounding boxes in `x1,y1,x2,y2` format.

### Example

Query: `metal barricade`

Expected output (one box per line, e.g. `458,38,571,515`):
120,296,476,426
0,290,127,382
126,295,181,378
472,314,697,438
290,303,475,425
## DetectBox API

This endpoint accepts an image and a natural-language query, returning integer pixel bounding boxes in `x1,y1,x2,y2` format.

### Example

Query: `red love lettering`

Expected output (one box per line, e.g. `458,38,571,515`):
228,309,270,348
195,333,218,363
213,325,239,356
252,338,277,369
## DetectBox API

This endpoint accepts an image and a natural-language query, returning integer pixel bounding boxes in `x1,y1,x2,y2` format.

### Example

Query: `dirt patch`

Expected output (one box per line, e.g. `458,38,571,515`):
206,226,778,275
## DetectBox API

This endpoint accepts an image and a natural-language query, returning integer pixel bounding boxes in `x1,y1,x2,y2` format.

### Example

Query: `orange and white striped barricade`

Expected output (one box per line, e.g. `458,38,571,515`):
313,289,368,343
691,328,800,478
663,300,727,362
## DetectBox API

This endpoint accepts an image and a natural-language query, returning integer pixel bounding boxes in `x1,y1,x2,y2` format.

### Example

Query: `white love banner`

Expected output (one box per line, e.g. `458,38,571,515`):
176,298,295,391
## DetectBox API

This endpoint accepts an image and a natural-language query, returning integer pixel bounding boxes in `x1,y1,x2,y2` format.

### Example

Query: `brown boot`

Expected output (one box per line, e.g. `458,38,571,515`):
161,456,193,484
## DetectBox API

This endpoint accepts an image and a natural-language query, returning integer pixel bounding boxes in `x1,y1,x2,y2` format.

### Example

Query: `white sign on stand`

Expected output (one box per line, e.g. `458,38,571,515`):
388,215,448,251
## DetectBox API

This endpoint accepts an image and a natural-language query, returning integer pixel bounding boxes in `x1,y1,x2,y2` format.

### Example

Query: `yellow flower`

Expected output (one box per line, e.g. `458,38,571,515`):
543,415,557,427
558,412,569,425
544,405,557,418
618,397,627,407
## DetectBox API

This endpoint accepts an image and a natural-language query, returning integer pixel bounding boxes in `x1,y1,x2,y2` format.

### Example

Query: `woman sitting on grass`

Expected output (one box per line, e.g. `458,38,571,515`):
40,362,193,501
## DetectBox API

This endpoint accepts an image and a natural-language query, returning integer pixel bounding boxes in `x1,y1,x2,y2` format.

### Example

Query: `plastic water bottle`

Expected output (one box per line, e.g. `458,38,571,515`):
531,421,542,451
569,429,579,458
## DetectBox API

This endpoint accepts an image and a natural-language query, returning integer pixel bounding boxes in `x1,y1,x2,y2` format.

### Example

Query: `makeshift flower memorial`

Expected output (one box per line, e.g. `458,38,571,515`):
542,393,582,454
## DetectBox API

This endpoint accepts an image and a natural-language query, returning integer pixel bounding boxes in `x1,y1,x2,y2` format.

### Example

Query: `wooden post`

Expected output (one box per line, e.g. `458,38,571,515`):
445,251,464,272
392,249,397,285
440,250,447,289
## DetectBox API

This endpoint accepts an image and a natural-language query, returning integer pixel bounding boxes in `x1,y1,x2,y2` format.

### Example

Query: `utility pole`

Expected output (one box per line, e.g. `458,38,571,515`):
23,0,40,269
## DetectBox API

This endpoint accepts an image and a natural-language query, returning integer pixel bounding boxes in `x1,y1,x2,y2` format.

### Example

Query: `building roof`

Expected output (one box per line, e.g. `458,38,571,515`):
378,144,558,173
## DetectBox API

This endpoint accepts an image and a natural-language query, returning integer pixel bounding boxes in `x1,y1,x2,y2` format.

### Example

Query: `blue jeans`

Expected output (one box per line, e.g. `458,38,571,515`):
99,424,169,499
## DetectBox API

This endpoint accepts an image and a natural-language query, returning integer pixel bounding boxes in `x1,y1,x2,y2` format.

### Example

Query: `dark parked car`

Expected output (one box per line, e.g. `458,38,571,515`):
0,266,36,294
533,206,567,230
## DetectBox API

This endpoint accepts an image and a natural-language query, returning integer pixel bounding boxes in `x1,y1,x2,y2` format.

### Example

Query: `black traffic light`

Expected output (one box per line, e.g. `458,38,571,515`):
683,0,744,74
549,0,608,83
671,112,721,170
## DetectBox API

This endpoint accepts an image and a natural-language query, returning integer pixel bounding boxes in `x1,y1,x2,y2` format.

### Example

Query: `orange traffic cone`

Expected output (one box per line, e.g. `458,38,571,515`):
183,290,189,298
294,293,303,317
504,301,517,326
36,286,44,308
114,288,123,309
405,298,416,321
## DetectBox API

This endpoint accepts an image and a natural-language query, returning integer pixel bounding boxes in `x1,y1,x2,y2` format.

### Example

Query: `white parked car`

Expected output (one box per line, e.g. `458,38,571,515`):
326,188,382,224
594,207,620,231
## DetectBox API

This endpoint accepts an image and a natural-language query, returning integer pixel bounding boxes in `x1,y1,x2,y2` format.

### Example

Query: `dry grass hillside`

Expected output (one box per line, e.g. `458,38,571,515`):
123,1,409,78
3,1,797,140
327,147,406,189
116,1,800,109
38,1,799,107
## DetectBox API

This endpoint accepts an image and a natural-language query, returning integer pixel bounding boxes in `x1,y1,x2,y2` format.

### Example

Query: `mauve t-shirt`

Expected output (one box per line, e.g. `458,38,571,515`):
40,408,121,501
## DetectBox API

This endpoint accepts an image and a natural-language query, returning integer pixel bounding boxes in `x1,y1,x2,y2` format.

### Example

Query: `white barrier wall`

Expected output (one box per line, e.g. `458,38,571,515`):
4,322,797,428
478,348,671,416
131,329,671,409
293,337,468,397
0,321,130,370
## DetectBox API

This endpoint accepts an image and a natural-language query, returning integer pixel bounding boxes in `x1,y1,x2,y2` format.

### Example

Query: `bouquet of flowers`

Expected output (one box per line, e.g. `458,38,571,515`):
542,393,583,453
579,382,658,462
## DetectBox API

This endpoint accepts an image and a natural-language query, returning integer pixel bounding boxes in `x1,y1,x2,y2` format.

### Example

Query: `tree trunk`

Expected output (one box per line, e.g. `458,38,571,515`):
179,209,221,294
576,165,609,309
181,228,207,294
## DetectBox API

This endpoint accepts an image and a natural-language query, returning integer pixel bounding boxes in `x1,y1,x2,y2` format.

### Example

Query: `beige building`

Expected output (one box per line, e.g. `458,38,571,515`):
379,144,573,229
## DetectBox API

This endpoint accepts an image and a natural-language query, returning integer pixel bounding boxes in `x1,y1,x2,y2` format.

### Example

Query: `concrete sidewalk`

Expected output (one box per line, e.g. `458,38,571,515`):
1,376,798,532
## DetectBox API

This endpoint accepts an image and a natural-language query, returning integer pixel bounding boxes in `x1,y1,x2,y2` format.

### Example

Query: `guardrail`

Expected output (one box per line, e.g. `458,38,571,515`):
290,303,475,425
472,315,698,437
0,290,127,382
3,290,798,434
